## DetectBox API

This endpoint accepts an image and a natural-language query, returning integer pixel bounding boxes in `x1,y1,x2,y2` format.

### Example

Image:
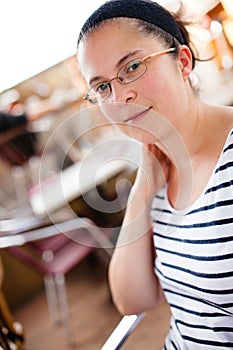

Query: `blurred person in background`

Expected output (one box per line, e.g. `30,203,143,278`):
0,99,59,133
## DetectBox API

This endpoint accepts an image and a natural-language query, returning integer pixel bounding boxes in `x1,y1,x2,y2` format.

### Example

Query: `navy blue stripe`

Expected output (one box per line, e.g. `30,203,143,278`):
163,288,233,312
156,267,233,295
188,199,233,215
176,319,233,333
170,303,225,317
215,161,233,174
154,217,233,229
223,142,233,153
171,340,179,350
151,207,172,214
153,198,233,216
182,335,233,347
161,262,233,279
156,246,233,261
164,329,182,350
154,231,233,245
205,180,233,194
155,194,165,200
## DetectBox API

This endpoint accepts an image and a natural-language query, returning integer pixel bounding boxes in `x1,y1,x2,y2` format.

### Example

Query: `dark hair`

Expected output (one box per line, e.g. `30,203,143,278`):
134,17,196,69
77,0,196,69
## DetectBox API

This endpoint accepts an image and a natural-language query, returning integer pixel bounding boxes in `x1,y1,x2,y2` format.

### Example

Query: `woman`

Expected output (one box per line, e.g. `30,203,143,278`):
77,0,233,348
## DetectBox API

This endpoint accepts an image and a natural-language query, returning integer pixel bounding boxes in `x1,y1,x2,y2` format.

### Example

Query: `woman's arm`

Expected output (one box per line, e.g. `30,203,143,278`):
109,144,170,315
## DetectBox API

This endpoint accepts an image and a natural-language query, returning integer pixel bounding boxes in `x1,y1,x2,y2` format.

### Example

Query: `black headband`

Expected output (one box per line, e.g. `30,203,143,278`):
77,0,186,46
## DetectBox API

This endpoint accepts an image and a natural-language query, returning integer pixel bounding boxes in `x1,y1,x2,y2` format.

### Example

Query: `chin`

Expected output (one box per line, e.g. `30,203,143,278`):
117,123,157,143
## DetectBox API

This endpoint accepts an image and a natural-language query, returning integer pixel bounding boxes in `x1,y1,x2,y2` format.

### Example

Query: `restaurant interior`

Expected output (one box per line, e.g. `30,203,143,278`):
0,0,233,349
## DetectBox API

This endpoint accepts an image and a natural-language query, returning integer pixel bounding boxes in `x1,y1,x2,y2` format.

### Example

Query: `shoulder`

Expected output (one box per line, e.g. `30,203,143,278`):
217,128,233,188
222,128,233,153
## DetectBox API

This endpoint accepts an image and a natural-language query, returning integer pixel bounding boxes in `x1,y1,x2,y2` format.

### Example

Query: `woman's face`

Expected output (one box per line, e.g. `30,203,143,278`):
78,20,192,143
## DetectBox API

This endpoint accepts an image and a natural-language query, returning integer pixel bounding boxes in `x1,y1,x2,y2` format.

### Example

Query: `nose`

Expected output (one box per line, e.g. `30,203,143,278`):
110,80,137,104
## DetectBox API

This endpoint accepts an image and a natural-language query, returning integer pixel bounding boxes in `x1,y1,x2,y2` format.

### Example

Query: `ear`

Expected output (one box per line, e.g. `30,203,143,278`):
178,45,193,81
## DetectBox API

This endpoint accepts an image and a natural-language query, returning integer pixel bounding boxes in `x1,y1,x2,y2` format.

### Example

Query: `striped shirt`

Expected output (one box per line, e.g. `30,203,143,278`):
151,129,233,349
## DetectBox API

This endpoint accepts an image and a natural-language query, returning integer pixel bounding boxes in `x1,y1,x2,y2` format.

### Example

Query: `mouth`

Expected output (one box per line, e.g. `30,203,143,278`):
123,106,153,123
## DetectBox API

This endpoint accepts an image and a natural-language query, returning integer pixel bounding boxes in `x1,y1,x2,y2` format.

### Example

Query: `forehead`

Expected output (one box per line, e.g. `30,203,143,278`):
78,19,161,82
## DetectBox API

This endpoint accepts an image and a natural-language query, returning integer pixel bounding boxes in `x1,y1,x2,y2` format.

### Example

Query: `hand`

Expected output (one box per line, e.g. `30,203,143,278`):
136,143,171,202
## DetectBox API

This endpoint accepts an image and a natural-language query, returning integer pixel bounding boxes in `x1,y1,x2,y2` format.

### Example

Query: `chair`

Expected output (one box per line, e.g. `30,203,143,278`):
0,258,25,350
0,291,25,350
0,125,37,167
5,217,113,346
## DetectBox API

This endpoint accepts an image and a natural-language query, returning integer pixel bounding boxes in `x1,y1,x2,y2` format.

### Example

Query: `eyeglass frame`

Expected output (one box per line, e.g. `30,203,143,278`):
84,47,176,104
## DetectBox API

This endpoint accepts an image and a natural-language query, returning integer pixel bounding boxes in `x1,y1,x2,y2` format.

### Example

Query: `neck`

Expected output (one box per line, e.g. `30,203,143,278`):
156,98,233,209
154,93,210,209
156,127,193,209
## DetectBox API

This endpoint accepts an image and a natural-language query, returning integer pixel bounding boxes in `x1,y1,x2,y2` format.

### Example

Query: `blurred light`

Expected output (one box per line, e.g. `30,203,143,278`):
187,26,212,42
157,0,181,12
222,18,233,46
210,20,223,35
221,0,233,17
222,54,233,69
0,89,20,109
181,0,220,20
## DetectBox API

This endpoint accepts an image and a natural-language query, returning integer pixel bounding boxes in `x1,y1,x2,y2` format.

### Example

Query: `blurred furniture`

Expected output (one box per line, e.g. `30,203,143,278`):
0,258,25,350
29,153,134,217
101,313,145,350
0,290,25,350
0,118,139,347
1,216,113,346
0,124,37,167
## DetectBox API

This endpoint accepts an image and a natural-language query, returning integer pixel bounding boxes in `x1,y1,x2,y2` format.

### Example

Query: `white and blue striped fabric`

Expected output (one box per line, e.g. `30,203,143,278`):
151,129,233,349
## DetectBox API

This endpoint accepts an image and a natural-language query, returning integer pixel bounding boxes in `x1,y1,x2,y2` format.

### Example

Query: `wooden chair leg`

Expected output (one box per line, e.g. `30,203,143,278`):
0,326,12,350
0,291,25,350
55,274,74,346
44,275,61,325
44,274,75,346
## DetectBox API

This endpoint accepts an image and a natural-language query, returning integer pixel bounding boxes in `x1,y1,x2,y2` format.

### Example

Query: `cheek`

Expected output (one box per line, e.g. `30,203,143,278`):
99,104,122,123
145,62,180,95
138,71,168,106
116,124,158,143
146,74,182,116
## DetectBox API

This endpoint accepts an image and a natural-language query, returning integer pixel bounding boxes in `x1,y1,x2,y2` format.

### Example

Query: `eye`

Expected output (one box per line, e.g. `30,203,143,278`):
95,82,109,94
127,60,141,73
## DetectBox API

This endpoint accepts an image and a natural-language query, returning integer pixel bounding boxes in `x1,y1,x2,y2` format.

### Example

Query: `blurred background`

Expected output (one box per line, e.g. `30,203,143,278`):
0,1,233,349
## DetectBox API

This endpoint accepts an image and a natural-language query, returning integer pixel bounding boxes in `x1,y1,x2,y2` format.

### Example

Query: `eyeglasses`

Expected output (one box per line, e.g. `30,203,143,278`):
84,47,176,104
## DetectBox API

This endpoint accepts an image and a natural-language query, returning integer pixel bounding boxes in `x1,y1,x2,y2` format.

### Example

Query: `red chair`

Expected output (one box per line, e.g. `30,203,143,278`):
6,217,113,345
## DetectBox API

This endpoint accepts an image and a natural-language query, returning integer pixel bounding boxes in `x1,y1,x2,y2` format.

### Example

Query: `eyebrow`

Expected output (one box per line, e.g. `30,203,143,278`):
88,49,143,86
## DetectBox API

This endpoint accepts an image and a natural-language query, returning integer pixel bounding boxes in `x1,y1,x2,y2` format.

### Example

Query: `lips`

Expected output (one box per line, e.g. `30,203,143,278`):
124,106,152,123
